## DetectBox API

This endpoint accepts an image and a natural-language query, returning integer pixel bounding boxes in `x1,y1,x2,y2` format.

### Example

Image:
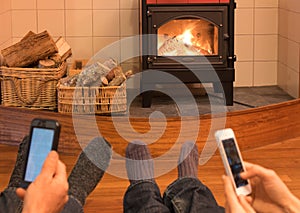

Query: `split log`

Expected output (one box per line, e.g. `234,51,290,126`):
49,53,62,66
125,70,133,78
101,76,109,86
1,30,58,67
38,59,56,68
55,37,72,61
21,31,36,42
108,75,126,86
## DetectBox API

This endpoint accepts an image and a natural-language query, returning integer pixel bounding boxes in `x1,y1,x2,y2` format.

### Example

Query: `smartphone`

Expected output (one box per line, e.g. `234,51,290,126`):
21,118,61,189
215,128,251,196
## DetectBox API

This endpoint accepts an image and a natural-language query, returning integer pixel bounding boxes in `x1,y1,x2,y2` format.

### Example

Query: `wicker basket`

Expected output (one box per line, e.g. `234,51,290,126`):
0,63,67,110
57,83,127,114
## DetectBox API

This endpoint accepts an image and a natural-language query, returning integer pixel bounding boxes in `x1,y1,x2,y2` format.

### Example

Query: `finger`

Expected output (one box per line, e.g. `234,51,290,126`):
16,188,26,200
39,151,59,178
223,175,240,206
240,162,273,180
53,160,68,188
238,195,256,213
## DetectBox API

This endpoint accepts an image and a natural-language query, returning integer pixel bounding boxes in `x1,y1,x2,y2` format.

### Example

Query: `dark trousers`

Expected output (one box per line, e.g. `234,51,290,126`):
124,177,225,213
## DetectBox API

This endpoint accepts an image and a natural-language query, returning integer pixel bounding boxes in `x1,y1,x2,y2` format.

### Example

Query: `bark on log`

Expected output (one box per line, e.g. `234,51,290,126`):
1,30,58,67
38,59,56,68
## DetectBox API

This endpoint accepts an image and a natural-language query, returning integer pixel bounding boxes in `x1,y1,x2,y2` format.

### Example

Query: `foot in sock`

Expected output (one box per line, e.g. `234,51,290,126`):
178,141,199,178
8,135,30,188
68,136,112,206
125,141,154,185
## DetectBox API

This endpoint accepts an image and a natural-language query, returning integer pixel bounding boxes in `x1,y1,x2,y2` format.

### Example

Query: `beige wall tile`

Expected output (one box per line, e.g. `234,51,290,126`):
93,10,119,36
65,0,92,9
120,0,139,9
285,0,300,13
285,40,299,72
255,0,278,8
66,37,93,60
93,37,120,57
254,35,278,61
235,35,254,61
38,10,64,37
255,8,278,34
286,66,299,97
278,9,288,37
278,36,288,65
234,61,254,86
12,10,37,37
120,35,140,63
0,0,11,14
235,8,254,35
37,0,64,9
12,0,36,9
277,62,288,90
66,10,92,36
120,10,139,36
254,62,277,86
0,12,12,45
93,0,119,9
236,0,254,8
287,12,300,43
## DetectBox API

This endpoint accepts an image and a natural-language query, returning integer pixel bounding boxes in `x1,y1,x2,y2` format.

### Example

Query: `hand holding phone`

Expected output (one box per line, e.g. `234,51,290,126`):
21,118,61,189
215,128,251,196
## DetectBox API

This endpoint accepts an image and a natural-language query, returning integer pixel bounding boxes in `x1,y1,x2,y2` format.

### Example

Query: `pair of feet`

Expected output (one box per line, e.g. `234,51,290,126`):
125,141,199,184
9,136,199,206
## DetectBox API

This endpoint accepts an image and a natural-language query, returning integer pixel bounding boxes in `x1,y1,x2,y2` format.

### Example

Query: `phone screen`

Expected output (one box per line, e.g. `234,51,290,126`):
222,138,248,188
24,127,55,182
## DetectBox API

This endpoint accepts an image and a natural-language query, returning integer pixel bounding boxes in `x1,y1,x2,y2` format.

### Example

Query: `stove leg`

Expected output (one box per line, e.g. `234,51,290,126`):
213,82,233,106
142,91,152,108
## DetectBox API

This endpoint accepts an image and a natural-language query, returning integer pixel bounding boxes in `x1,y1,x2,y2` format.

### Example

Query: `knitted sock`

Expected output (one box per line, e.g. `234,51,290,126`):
68,137,112,206
8,136,29,188
125,141,154,185
178,141,199,178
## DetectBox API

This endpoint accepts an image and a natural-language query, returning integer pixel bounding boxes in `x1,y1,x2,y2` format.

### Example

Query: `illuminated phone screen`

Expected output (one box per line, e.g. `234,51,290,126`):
24,128,54,182
222,138,248,188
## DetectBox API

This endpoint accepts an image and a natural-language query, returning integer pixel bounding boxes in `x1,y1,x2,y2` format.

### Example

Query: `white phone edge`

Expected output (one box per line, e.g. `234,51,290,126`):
215,128,252,196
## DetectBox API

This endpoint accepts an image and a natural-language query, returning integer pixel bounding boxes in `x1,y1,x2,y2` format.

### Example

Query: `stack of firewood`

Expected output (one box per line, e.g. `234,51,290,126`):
0,30,72,68
59,59,132,87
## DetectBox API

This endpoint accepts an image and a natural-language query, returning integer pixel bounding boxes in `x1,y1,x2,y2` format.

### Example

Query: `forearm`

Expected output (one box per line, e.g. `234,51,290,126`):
282,194,300,213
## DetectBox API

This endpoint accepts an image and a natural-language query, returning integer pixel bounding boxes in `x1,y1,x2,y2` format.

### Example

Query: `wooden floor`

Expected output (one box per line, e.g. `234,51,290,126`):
1,136,300,212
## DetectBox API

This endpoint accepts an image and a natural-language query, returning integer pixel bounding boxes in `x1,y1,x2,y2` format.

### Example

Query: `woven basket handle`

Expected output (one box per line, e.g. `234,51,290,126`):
10,77,55,105
0,63,66,106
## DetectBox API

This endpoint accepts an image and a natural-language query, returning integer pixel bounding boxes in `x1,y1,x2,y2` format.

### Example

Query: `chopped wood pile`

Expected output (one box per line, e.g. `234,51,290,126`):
59,59,133,87
0,30,72,68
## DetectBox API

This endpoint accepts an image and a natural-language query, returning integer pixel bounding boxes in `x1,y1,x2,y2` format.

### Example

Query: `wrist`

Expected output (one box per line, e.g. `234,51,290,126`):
282,194,300,213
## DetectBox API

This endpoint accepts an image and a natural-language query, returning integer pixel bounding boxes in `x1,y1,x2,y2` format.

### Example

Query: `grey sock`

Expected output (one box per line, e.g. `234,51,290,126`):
125,141,154,185
8,136,29,188
68,137,112,206
178,141,199,178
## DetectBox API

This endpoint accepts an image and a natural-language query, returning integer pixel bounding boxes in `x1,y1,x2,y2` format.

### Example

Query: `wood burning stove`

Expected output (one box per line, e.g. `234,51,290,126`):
140,0,236,107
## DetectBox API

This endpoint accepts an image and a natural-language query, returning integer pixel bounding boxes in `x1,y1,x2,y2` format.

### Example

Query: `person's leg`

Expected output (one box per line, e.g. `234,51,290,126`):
62,136,112,212
163,141,225,213
123,142,170,213
0,136,29,213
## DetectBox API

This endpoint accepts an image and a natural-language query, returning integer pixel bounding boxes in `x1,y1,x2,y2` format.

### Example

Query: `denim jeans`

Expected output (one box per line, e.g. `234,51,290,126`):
0,187,83,213
123,177,225,213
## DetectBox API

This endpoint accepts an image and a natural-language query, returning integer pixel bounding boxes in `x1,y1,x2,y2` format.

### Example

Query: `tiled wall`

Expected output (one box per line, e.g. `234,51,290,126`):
278,0,300,98
1,0,295,91
0,0,12,50
234,0,278,87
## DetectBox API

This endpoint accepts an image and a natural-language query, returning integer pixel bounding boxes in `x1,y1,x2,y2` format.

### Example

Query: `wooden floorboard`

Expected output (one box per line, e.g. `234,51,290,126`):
1,137,300,212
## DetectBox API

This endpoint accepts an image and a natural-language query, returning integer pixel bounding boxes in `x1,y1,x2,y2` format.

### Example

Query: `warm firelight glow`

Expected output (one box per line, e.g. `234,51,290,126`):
157,19,218,56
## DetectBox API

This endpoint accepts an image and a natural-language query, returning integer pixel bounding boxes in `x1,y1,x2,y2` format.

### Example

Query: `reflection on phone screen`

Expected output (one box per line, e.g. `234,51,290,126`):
222,138,248,188
25,128,54,182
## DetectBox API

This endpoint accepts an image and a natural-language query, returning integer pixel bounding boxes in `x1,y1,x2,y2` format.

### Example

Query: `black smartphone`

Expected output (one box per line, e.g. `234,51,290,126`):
21,118,61,189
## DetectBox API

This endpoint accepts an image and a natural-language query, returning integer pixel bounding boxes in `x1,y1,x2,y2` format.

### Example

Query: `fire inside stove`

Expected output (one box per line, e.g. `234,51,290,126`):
157,18,218,56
